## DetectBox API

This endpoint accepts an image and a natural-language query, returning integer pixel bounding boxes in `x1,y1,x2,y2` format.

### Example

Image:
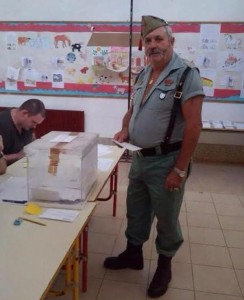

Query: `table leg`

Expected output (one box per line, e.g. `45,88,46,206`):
73,238,80,300
65,255,72,287
112,164,118,217
97,163,119,217
82,224,88,292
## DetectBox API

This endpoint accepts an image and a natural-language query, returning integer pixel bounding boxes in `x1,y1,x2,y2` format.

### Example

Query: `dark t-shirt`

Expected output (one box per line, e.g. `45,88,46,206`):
0,108,33,155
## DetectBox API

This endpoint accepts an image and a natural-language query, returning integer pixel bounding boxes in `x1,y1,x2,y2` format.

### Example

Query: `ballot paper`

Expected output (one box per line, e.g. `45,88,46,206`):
50,134,77,143
39,208,80,222
112,140,142,151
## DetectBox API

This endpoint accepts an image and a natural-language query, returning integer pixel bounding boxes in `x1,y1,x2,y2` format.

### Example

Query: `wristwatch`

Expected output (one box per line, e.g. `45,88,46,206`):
173,167,186,178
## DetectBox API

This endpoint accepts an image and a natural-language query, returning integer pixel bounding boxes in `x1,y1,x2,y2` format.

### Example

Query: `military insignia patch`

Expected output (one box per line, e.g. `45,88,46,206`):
164,78,174,86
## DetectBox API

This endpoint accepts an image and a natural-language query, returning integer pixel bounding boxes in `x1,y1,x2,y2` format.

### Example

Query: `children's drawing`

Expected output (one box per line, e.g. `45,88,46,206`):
224,34,242,50
54,34,71,48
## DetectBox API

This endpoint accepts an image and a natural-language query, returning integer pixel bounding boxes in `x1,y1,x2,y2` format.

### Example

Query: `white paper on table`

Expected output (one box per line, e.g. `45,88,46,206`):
98,158,114,172
39,208,80,222
50,134,77,143
112,140,142,151
0,177,28,203
98,144,113,156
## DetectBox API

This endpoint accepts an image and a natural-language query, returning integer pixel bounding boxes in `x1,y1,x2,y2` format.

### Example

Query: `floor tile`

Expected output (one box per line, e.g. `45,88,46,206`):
211,193,242,206
179,211,187,226
186,201,216,214
215,203,244,217
239,195,244,207
46,275,103,300
219,215,244,231
170,262,194,290
195,291,243,300
97,280,147,300
188,227,226,246
93,201,126,219
190,244,232,267
187,212,220,228
184,191,213,202
223,230,244,248
88,252,108,279
88,232,116,254
89,215,123,235
235,269,244,295
193,265,241,295
149,288,194,300
229,248,244,269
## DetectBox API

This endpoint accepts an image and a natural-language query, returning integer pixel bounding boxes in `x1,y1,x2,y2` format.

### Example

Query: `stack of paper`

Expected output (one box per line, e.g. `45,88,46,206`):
211,121,224,129
202,120,211,128
233,122,244,130
222,120,234,129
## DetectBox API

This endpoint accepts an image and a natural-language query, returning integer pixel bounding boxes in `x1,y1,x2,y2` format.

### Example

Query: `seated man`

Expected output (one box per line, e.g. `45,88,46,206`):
0,99,46,165
0,135,7,174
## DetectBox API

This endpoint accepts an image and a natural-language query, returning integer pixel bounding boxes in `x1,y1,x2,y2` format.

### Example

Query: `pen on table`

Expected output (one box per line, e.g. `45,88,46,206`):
2,199,28,204
20,217,46,226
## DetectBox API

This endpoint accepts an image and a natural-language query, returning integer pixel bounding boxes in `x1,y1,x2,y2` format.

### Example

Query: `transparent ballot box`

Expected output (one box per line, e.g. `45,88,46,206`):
25,131,98,209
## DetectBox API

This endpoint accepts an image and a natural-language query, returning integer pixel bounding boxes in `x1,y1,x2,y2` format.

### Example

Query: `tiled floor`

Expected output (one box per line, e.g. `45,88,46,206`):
47,161,244,300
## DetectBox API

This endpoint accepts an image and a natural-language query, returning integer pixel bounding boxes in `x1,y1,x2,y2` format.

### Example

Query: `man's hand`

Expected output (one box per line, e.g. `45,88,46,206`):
4,150,25,165
165,170,184,192
113,129,129,143
0,135,4,152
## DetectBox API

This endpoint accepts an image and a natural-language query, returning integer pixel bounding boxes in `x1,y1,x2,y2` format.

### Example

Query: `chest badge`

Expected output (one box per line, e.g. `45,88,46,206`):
159,92,166,100
164,78,174,86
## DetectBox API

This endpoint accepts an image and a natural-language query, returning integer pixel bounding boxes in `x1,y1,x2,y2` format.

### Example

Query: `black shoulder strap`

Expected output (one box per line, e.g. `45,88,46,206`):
134,68,144,85
162,66,191,151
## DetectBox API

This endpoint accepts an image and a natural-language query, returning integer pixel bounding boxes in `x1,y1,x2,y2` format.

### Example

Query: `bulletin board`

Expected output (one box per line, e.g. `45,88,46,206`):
0,21,243,102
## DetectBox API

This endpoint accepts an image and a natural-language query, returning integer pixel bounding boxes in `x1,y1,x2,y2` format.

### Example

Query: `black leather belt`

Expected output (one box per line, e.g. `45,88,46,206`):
138,141,182,157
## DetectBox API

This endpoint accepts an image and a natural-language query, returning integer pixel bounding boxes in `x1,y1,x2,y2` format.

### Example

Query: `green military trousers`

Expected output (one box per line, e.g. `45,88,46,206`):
125,151,186,257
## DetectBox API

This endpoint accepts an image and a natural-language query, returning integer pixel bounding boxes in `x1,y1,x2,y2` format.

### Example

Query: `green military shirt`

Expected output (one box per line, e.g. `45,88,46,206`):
129,52,204,148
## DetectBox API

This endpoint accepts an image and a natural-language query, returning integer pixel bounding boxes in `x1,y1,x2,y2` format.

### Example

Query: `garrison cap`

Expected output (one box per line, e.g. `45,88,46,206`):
141,15,169,39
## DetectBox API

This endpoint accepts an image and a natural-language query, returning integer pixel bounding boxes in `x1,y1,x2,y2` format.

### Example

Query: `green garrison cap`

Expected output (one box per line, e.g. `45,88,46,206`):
141,15,169,39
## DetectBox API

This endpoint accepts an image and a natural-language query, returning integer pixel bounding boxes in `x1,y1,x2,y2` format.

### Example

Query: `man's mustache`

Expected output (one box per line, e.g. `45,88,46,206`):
148,49,166,56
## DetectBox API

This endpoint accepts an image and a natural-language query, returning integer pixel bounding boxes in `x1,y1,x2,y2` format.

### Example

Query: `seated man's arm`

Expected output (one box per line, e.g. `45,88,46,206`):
4,150,25,166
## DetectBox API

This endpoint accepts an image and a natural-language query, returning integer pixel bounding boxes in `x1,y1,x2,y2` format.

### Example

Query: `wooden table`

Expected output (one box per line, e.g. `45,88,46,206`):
0,201,96,300
0,143,125,300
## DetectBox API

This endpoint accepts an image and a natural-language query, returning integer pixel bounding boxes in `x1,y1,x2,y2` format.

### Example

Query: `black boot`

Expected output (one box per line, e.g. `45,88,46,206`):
147,254,172,298
103,241,144,270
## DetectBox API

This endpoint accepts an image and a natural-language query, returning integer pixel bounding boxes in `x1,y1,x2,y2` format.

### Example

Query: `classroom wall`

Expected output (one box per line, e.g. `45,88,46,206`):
0,0,243,137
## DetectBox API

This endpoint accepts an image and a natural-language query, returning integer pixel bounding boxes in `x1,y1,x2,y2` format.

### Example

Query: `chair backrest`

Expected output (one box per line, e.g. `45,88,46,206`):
0,107,85,138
